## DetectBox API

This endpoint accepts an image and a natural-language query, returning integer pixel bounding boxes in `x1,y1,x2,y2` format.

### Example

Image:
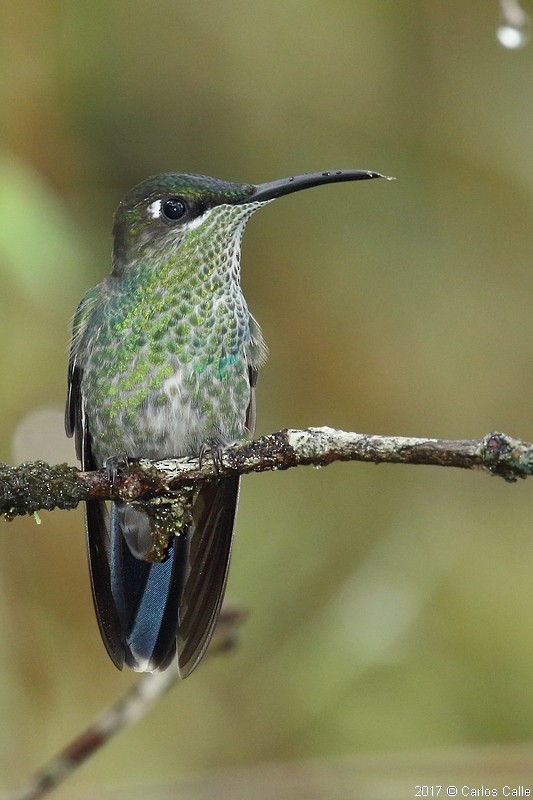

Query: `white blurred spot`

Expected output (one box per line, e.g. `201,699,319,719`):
12,407,77,464
497,22,529,48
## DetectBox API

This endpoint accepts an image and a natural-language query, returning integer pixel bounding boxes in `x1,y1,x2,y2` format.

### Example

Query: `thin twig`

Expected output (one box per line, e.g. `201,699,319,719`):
9,606,246,800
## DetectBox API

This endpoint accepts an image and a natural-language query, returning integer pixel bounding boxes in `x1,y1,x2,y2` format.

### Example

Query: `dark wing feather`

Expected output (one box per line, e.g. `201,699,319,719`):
245,364,258,433
65,299,91,460
176,476,240,677
86,498,125,668
65,354,84,461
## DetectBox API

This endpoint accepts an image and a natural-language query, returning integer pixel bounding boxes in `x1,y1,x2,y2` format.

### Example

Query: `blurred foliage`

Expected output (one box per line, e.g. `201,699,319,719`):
2,0,533,797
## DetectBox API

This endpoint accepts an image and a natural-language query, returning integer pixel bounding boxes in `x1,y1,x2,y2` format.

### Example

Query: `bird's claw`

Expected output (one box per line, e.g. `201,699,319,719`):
198,442,225,476
104,454,130,488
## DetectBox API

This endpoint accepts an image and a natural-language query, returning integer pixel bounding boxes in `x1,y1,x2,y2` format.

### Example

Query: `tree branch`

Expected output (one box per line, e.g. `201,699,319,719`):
1,427,531,520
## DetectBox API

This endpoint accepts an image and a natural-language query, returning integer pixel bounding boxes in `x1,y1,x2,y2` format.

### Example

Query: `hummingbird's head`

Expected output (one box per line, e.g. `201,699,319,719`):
111,173,258,272
111,170,392,274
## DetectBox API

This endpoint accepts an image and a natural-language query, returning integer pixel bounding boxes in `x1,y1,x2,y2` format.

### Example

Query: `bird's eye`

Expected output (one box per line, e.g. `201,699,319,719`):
161,197,187,221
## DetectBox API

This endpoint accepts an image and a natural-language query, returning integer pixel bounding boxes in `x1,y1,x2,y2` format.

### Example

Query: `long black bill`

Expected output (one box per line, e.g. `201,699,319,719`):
245,169,394,202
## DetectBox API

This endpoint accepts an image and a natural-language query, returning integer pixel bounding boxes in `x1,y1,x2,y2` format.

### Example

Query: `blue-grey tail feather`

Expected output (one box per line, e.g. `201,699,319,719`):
109,501,189,672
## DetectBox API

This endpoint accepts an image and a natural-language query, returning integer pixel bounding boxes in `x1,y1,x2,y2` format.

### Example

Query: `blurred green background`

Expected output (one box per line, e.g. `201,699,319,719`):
2,1,533,797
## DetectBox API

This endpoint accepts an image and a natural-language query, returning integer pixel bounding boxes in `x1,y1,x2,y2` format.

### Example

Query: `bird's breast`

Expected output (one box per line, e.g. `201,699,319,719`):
84,305,252,462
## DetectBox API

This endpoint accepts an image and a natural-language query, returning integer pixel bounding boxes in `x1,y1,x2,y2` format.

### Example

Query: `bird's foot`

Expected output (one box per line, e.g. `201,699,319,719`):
104,454,130,488
198,442,225,476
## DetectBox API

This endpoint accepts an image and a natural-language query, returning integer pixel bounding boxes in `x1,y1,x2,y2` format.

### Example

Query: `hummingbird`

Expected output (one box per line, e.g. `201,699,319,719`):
65,168,389,677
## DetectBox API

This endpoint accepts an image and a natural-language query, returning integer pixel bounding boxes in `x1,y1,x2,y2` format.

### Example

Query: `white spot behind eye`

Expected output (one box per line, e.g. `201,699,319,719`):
147,200,162,219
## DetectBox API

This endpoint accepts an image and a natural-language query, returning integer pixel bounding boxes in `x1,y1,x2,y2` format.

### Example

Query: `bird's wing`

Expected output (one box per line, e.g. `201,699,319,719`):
65,296,126,668
176,475,240,677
